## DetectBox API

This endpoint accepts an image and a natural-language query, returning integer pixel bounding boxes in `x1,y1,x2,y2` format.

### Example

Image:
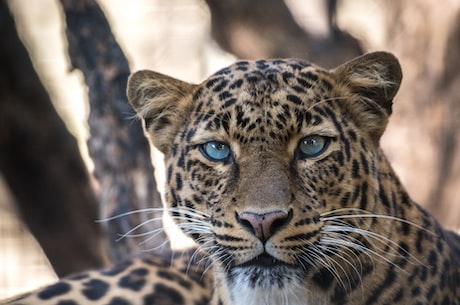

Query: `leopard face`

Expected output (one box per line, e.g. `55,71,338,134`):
128,52,459,305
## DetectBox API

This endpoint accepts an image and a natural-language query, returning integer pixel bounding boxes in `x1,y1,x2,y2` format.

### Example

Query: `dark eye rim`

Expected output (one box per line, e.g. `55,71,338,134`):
296,135,331,159
198,141,233,163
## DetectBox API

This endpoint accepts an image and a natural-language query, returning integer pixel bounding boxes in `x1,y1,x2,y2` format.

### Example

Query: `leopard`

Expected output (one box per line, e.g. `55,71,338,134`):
3,51,459,305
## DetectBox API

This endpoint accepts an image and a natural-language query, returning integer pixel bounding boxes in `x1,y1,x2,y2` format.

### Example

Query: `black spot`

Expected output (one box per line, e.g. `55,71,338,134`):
118,268,148,292
81,279,109,300
102,260,132,276
286,94,302,105
348,129,357,141
411,286,421,296
294,217,312,226
192,87,203,101
236,65,248,72
108,297,131,305
288,62,305,70
215,67,232,75
319,78,333,91
336,151,344,166
185,129,196,143
339,192,350,207
38,282,71,300
219,91,232,101
297,78,313,89
205,77,222,88
360,152,370,174
312,268,333,290
167,165,173,184
300,71,319,82
428,251,438,275
359,182,368,210
175,173,183,190
426,284,436,301
229,79,243,89
292,85,306,93
223,98,237,108
401,219,411,235
352,159,360,178
284,230,318,241
245,74,260,83
282,72,295,83
144,284,184,305
256,60,269,69
57,301,78,305
378,183,391,209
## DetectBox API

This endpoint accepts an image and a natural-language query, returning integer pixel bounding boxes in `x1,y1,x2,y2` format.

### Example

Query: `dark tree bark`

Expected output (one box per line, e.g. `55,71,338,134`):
0,1,106,277
205,0,362,67
60,0,169,260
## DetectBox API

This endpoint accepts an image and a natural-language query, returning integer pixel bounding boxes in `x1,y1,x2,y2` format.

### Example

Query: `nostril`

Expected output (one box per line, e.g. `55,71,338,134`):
236,214,256,235
237,210,291,242
270,212,291,235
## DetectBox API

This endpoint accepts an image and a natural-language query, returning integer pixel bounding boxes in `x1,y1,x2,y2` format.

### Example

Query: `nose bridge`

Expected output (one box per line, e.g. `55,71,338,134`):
239,156,291,211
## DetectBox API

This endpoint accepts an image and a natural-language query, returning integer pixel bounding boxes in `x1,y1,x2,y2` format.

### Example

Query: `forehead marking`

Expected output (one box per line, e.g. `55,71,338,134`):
190,59,338,144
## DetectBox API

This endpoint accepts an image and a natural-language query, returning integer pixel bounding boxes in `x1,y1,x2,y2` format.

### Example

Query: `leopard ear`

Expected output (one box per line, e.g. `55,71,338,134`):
332,51,402,141
127,70,197,155
334,51,402,114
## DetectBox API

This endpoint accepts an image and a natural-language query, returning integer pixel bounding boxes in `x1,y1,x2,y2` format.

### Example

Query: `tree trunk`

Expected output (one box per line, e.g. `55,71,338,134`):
60,0,169,260
0,1,107,277
204,0,362,67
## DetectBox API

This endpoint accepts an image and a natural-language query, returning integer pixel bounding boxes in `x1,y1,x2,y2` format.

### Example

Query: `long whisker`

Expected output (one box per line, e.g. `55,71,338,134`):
97,206,210,223
321,212,436,236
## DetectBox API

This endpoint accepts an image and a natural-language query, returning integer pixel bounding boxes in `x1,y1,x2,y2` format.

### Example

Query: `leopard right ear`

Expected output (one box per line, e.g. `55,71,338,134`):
127,70,197,155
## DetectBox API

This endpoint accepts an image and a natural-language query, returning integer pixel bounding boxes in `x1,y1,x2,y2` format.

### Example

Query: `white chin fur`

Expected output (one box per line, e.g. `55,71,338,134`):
229,266,311,305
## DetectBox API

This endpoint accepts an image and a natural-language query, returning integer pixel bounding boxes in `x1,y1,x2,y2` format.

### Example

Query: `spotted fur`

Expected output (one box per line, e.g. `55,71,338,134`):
3,52,459,305
3,250,212,305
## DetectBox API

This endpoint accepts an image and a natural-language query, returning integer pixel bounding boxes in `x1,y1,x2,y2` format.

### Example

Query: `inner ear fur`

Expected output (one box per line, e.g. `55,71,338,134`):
127,70,197,155
332,51,403,142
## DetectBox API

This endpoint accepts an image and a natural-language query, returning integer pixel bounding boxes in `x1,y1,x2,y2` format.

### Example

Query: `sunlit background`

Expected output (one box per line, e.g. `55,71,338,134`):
1,0,459,299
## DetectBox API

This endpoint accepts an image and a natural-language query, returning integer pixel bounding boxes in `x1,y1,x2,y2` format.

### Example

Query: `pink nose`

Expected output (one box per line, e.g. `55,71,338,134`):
237,211,289,242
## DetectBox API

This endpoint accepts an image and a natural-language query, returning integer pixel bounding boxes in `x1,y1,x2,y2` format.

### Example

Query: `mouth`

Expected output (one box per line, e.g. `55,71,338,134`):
230,253,302,289
239,252,292,268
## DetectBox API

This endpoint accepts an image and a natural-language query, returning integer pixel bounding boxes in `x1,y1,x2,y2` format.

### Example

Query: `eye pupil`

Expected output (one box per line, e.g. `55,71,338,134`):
201,141,231,161
298,135,329,158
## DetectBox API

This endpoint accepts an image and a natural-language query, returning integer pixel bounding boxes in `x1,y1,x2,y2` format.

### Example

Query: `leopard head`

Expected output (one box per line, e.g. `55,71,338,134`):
127,52,402,303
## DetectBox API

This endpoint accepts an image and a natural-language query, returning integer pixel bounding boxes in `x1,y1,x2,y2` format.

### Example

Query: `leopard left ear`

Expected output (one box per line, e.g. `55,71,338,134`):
127,70,197,155
333,51,402,115
332,52,402,142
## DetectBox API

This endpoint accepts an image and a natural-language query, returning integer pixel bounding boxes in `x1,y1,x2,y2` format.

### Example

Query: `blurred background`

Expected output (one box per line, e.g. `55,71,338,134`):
1,0,459,300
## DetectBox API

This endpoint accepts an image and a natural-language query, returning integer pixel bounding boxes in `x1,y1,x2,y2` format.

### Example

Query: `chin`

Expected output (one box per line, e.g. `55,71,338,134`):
227,263,311,305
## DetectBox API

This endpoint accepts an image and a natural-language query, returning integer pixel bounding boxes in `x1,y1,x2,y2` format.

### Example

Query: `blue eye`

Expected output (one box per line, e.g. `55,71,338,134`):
200,141,231,162
298,135,329,158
